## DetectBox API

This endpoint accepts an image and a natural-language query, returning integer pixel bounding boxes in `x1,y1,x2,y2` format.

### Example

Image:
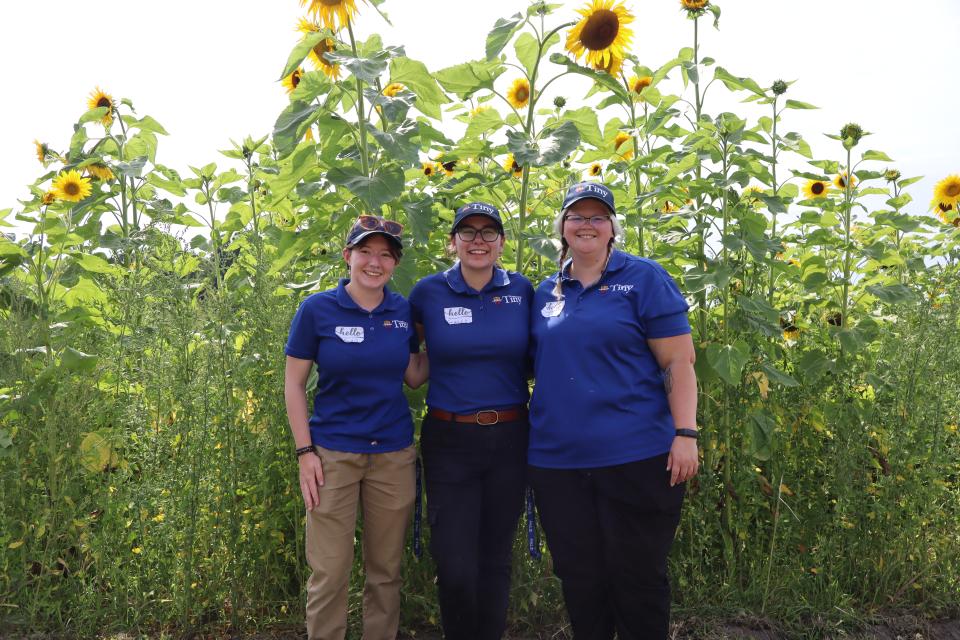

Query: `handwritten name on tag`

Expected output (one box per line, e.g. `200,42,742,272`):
444,307,473,325
541,300,564,318
335,326,364,343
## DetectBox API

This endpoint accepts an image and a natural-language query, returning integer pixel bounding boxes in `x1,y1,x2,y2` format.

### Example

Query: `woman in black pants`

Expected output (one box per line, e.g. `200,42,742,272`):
408,202,533,640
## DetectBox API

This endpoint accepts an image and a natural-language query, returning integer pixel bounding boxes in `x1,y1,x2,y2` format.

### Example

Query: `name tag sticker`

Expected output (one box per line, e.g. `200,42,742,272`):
541,300,564,318
444,307,473,325
335,326,365,343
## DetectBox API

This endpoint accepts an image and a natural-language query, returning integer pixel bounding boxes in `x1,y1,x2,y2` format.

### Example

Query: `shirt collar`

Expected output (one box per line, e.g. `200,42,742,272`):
559,249,628,282
443,262,511,294
336,278,400,312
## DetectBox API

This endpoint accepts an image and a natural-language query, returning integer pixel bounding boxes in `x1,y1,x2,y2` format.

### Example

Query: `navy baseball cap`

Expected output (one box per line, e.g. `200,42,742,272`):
452,202,503,232
561,181,616,215
346,215,403,251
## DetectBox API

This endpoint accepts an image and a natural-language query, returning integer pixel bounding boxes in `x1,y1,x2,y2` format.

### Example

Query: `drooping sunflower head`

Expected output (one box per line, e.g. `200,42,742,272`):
383,83,405,98
934,174,960,206
834,171,857,190
680,0,710,13
300,0,359,32
87,87,115,126
437,157,457,176
613,131,633,160
506,78,531,109
309,36,341,79
629,75,652,95
566,0,634,77
282,67,305,94
34,140,48,163
589,163,603,177
503,154,523,178
51,170,92,203
803,180,829,199
86,163,115,181
41,191,57,206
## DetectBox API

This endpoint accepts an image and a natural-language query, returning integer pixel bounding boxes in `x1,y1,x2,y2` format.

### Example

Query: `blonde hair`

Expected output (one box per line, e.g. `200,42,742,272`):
551,206,621,301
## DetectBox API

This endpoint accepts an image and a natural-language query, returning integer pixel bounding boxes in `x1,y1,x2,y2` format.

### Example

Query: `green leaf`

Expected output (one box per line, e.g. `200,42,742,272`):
79,107,109,125
326,47,396,83
267,143,318,202
548,53,630,103
61,347,98,373
402,197,437,245
562,107,604,148
290,70,333,103
389,57,450,119
486,13,525,60
435,59,506,99
279,30,333,80
127,114,169,135
783,99,818,109
327,164,405,209
797,350,834,382
525,233,561,262
862,149,893,162
760,363,799,388
272,101,320,159
506,121,580,167
514,32,539,77
0,238,27,259
464,108,504,140
662,151,698,182
748,410,775,461
116,157,147,178
713,67,765,97
865,283,915,304
705,342,749,386
73,253,121,276
369,120,420,168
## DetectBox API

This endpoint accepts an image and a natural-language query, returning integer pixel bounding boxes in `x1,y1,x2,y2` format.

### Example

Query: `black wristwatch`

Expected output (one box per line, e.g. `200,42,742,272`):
295,445,317,458
675,428,699,440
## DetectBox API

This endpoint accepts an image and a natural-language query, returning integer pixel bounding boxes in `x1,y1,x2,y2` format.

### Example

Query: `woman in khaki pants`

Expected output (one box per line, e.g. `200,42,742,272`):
284,217,428,640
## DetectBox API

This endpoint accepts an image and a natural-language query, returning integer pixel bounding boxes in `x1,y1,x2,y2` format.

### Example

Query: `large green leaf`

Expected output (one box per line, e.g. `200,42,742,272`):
562,107,604,148
705,342,749,386
486,13,525,60
369,121,420,168
797,350,834,382
389,57,449,120
290,70,333,103
61,347,98,373
435,60,506,99
713,67,766,97
865,283,915,304
464,108,504,140
506,121,580,167
548,53,629,103
272,101,320,159
267,143,319,202
327,164,405,209
73,252,122,276
514,32,539,77
279,30,334,80
760,362,800,388
326,47,399,83
748,410,775,461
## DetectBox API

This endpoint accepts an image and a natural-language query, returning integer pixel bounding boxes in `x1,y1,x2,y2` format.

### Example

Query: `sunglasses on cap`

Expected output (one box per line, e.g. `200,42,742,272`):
353,215,403,239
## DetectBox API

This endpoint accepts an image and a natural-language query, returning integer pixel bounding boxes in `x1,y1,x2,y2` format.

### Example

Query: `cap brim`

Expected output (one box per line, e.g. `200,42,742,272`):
347,229,403,249
563,194,615,214
451,211,504,232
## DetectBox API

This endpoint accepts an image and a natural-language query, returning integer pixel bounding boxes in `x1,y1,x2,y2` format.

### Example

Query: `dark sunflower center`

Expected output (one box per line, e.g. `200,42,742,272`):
442,161,456,171
65,182,80,196
97,97,111,108
945,183,960,198
292,72,302,87
512,161,521,172
515,85,529,101
942,202,954,212
581,10,619,51
838,177,847,187
812,182,824,195
320,0,343,6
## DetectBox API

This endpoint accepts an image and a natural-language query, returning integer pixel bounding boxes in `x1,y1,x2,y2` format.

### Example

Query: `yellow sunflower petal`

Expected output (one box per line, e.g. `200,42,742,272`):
51,170,92,203
85,163,115,181
629,75,652,95
933,174,960,206
506,78,531,109
300,0,359,32
565,0,634,76
87,87,115,126
282,67,305,94
803,180,829,199
833,172,856,190
383,83,405,98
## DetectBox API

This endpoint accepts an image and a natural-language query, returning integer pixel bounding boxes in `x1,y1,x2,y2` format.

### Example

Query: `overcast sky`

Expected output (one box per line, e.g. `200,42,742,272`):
2,1,958,228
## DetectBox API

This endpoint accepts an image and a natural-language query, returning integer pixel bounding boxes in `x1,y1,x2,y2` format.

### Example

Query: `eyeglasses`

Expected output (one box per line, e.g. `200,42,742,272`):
354,215,403,239
564,214,611,227
455,227,501,242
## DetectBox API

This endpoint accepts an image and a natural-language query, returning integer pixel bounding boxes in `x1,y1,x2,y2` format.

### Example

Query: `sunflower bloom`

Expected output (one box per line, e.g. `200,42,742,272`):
803,180,829,199
934,175,960,207
383,83,405,98
782,328,800,341
506,78,531,109
437,157,457,176
87,87,115,126
422,162,436,177
301,0,358,31
629,75,652,95
51,170,92,203
566,0,634,77
681,0,710,10
589,163,602,177
41,191,57,206
834,171,856,190
296,18,342,79
86,163,115,181
503,154,523,178
283,67,304,94
614,131,634,160
661,200,677,214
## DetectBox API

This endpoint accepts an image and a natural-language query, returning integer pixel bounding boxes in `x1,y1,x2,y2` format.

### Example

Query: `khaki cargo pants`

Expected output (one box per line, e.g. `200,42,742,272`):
305,444,416,640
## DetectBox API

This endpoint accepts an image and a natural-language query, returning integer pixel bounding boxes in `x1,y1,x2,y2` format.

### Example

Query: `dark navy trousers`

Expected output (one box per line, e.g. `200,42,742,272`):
420,414,528,640
528,453,685,640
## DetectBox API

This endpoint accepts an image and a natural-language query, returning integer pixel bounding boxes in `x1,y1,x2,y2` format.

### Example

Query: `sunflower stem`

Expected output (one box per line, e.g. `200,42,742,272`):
767,96,779,305
346,20,370,178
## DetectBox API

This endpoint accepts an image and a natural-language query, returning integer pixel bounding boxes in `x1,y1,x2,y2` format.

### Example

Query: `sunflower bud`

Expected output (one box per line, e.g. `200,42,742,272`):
553,96,567,109
771,80,788,96
884,169,901,182
840,122,863,146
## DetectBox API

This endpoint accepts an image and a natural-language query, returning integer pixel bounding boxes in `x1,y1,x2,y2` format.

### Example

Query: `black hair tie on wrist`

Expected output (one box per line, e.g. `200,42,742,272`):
675,428,699,440
295,445,316,457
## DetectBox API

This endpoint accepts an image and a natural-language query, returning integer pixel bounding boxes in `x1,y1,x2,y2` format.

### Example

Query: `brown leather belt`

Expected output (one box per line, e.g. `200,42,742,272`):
428,407,527,426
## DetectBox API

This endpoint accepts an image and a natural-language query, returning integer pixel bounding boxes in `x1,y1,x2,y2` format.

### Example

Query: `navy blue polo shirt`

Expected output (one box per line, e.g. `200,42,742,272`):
408,264,533,413
285,279,418,453
529,250,691,468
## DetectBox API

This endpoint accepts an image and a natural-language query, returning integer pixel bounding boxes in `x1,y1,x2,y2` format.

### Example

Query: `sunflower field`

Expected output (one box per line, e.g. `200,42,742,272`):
2,0,959,636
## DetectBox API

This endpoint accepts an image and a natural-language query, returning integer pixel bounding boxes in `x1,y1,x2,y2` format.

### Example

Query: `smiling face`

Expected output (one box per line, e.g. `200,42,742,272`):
561,198,614,257
452,215,504,272
342,234,398,291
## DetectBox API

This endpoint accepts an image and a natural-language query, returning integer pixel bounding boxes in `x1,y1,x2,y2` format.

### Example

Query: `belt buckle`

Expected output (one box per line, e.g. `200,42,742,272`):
476,410,499,426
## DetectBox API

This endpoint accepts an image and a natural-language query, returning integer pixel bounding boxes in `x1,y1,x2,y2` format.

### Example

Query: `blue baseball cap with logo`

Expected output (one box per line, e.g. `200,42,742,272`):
452,202,503,232
561,181,616,215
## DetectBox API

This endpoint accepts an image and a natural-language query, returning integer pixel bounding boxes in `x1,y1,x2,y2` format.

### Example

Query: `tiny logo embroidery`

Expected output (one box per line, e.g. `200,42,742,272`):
600,285,609,293
492,295,522,305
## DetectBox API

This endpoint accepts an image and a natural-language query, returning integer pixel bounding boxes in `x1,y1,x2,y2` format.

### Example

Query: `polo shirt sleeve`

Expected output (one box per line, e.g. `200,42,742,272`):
285,297,319,360
637,261,691,339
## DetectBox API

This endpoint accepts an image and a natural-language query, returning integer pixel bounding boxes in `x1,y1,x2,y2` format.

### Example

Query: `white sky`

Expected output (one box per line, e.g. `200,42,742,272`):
2,1,958,229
